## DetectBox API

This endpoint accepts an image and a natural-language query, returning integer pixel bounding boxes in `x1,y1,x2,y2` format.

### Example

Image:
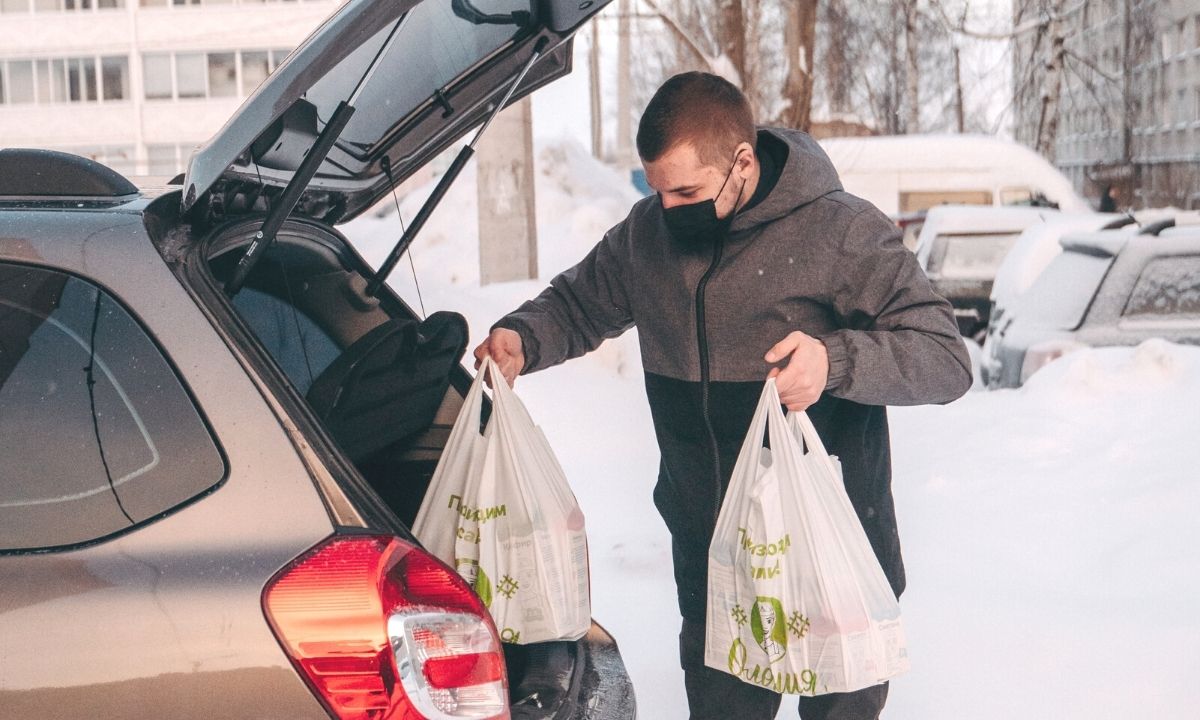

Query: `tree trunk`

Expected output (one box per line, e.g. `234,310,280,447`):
720,0,746,82
1036,0,1067,162
782,0,818,130
903,0,920,133
953,45,965,133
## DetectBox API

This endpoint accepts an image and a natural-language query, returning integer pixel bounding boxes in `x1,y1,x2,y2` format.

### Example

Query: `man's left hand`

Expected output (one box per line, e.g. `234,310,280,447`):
764,331,829,411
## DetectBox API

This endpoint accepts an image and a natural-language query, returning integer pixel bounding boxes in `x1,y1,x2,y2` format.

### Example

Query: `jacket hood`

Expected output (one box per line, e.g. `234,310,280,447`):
729,127,844,233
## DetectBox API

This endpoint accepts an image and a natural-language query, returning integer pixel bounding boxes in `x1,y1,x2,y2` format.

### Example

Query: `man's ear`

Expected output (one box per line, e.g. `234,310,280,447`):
734,141,756,176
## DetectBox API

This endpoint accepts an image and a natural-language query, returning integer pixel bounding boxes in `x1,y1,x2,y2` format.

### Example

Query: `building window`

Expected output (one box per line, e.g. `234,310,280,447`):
1,56,129,104
66,57,98,102
207,52,237,98
144,48,290,101
174,53,207,99
143,54,172,100
101,56,129,101
0,0,126,10
2,61,35,104
241,51,269,96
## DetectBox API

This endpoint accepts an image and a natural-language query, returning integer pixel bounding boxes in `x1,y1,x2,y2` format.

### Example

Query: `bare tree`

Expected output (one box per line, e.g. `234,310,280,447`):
815,0,959,135
635,0,818,130
781,0,818,130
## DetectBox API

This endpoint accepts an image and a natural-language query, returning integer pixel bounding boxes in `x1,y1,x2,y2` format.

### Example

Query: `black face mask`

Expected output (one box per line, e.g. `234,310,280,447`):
661,156,746,249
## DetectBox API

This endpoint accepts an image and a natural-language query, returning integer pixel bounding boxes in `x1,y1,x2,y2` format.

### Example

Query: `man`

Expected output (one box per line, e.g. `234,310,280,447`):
475,72,971,719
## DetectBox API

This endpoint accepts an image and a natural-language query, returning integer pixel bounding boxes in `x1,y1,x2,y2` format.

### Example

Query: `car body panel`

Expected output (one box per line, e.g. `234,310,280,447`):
0,209,336,716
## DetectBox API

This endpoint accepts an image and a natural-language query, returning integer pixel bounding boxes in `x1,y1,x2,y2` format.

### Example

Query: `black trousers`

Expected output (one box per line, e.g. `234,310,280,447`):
679,616,890,720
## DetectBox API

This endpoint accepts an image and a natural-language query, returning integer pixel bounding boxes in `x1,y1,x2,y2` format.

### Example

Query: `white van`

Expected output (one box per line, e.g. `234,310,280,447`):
819,134,1089,221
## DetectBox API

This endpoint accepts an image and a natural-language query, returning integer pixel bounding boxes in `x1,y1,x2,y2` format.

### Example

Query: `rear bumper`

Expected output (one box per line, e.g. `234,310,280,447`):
509,622,637,720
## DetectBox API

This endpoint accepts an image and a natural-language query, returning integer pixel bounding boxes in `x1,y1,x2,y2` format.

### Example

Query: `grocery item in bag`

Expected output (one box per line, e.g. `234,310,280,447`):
413,357,590,644
705,379,908,694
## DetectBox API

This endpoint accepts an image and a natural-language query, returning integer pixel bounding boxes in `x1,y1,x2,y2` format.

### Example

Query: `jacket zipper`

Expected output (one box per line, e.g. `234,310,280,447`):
695,238,725,528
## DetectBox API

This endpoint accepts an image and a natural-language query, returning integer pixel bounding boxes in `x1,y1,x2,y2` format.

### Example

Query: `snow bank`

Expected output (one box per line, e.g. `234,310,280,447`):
886,340,1200,720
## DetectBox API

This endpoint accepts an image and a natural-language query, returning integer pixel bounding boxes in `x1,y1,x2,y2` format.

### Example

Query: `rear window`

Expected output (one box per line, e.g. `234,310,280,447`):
928,232,1020,279
1123,256,1200,318
1016,250,1114,330
311,0,536,152
0,265,225,551
900,190,991,213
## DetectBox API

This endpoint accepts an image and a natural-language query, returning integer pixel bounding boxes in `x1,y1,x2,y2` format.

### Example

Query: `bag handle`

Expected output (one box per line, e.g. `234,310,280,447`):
786,409,840,480
457,355,494,436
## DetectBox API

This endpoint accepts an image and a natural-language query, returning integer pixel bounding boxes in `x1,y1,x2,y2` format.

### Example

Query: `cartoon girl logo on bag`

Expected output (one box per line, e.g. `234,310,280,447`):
750,596,787,662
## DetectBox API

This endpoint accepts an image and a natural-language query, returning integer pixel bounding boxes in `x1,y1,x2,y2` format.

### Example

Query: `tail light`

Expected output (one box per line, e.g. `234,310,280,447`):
263,535,509,720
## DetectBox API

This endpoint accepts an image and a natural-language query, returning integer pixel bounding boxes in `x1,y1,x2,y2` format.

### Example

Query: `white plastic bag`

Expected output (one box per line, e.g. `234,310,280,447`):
705,379,909,695
412,357,591,644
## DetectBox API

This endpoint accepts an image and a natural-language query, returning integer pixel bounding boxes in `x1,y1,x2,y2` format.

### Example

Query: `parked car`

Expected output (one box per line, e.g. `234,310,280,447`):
818,134,1089,222
914,205,1066,339
0,2,636,719
984,211,1123,338
982,215,1200,388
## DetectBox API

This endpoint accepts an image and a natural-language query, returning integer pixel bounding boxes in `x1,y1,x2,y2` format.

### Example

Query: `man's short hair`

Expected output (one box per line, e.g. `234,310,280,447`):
636,72,756,167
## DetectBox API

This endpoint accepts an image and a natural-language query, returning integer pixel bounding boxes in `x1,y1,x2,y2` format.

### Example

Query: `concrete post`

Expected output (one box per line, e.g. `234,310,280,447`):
476,95,538,285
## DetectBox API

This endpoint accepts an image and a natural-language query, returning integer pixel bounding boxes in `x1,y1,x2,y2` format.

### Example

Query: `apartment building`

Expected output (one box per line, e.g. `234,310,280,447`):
1013,0,1200,209
0,0,336,177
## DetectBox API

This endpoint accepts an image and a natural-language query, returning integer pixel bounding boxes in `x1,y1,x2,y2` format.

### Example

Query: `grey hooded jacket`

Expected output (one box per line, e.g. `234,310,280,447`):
495,127,971,617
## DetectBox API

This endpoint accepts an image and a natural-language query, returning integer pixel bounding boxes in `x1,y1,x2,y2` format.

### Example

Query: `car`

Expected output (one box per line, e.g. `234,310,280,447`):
979,211,1124,379
0,2,637,719
982,214,1200,388
914,205,1068,340
818,133,1089,220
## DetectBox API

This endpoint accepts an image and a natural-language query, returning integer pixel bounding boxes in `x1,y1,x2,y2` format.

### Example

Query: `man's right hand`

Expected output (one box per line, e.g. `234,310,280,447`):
473,328,525,387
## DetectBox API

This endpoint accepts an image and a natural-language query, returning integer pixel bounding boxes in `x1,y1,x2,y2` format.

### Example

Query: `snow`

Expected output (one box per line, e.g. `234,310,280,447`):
342,139,1200,719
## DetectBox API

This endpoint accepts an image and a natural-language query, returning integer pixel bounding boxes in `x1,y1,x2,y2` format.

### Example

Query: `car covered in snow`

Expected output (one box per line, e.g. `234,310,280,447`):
819,133,1089,248
0,2,636,719
980,212,1125,361
982,214,1200,388
914,205,1068,339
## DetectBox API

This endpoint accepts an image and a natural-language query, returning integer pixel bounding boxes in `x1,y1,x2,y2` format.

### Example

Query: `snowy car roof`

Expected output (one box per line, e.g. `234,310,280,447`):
818,134,1088,213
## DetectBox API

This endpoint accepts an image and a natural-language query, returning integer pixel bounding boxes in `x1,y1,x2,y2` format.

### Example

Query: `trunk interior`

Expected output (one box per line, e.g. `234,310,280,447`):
199,215,591,717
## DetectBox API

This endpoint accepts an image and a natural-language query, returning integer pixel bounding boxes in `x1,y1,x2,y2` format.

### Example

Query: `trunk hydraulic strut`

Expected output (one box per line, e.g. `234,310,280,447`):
365,35,550,298
224,17,407,297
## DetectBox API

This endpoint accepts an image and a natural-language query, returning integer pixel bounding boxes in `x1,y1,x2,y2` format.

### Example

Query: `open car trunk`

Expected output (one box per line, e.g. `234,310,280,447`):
190,216,634,719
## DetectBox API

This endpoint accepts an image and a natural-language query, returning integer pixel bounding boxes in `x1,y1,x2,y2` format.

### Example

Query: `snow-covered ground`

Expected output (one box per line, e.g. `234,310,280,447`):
342,139,1200,719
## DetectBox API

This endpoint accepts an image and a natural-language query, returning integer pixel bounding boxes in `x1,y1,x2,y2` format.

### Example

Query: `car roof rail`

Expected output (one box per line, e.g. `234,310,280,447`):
1137,218,1175,236
0,148,138,199
1101,214,1137,230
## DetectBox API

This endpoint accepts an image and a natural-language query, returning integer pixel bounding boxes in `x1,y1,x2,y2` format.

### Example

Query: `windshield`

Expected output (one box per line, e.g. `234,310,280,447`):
1016,250,1114,331
306,0,535,169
